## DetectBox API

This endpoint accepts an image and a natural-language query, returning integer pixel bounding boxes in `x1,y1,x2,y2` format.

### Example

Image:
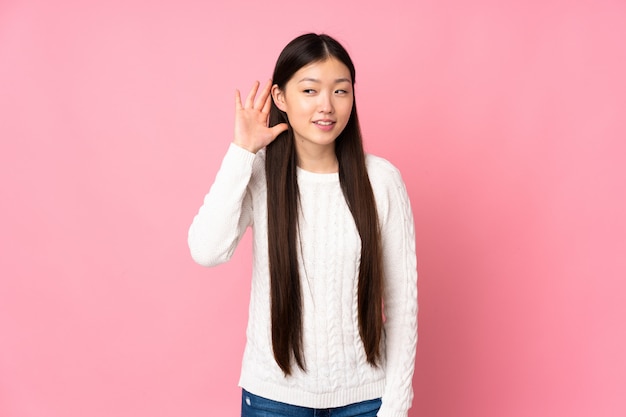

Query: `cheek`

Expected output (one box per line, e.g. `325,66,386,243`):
285,98,312,116
339,100,354,117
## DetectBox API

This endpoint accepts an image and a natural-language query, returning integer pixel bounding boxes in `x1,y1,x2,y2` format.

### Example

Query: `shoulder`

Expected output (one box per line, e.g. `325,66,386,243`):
365,153,412,222
365,153,406,190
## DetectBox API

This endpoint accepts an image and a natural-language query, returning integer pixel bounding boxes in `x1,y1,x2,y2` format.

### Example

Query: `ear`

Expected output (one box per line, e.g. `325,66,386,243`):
271,84,287,112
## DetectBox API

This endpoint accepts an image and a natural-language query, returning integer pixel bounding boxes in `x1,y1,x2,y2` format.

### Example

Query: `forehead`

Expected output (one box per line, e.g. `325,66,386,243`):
290,58,352,83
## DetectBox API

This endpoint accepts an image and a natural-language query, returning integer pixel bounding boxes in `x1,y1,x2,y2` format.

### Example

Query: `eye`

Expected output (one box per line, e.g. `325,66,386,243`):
303,89,316,94
335,89,349,95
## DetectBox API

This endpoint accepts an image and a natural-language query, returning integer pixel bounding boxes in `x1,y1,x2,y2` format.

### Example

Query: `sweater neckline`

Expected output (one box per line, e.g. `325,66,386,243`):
296,166,339,183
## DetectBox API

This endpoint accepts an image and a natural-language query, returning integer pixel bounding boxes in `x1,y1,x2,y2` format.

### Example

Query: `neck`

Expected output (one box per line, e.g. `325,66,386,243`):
294,142,338,173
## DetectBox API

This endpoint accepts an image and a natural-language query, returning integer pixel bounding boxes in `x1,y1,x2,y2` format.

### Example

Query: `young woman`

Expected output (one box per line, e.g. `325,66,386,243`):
188,33,417,417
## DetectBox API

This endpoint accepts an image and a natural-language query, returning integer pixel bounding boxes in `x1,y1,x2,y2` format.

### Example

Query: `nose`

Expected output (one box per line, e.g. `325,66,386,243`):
318,92,334,114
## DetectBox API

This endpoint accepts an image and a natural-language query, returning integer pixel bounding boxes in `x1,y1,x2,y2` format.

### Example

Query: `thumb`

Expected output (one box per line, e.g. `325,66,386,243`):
270,123,289,139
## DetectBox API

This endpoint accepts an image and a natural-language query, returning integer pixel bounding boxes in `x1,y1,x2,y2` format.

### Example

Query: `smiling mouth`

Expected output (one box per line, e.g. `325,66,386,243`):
313,121,335,126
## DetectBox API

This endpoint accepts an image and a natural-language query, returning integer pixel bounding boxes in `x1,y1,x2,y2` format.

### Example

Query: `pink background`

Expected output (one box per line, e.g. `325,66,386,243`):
1,0,625,416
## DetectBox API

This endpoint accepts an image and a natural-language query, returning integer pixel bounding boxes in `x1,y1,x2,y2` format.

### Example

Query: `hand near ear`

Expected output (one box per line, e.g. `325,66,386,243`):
233,80,288,154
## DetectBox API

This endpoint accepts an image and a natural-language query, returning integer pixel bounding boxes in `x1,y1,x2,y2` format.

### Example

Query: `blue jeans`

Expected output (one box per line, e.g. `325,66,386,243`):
241,389,381,417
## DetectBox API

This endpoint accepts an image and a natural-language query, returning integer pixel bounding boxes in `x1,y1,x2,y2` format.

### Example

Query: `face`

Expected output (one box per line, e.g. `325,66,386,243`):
272,58,354,153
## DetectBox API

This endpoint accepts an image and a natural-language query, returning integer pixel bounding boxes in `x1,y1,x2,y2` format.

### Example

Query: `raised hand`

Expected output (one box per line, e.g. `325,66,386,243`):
233,80,288,154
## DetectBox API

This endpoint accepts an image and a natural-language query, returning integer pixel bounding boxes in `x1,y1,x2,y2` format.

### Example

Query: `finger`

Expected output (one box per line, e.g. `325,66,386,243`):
255,79,273,110
270,123,289,139
261,92,272,115
235,89,243,110
245,81,260,109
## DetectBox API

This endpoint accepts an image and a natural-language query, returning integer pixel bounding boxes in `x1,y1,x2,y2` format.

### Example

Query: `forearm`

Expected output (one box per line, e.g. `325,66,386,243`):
188,143,257,266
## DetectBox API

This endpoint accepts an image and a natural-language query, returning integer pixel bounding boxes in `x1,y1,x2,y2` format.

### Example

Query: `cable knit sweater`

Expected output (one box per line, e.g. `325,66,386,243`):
188,143,417,417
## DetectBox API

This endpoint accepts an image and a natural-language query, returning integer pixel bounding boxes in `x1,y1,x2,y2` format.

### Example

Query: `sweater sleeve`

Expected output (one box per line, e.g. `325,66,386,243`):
188,143,258,267
377,167,418,417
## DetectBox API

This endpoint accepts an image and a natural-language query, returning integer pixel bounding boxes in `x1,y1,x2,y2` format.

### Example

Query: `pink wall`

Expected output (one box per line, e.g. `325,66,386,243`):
1,1,625,416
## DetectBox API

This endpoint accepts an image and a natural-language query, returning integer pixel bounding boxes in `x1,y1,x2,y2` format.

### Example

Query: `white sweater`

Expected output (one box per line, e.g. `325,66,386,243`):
188,144,417,417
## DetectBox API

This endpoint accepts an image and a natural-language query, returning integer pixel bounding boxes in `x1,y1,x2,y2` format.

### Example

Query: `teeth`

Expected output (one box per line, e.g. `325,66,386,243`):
315,121,333,126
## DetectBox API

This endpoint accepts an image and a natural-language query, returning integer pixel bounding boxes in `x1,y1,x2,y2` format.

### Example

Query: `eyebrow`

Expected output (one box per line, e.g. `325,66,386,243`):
297,77,352,84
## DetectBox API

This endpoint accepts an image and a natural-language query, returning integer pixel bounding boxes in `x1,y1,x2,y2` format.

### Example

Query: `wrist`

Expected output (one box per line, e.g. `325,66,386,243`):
232,140,259,154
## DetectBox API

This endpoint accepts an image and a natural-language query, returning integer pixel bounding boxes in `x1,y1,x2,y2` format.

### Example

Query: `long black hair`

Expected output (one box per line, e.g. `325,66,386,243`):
266,33,383,375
